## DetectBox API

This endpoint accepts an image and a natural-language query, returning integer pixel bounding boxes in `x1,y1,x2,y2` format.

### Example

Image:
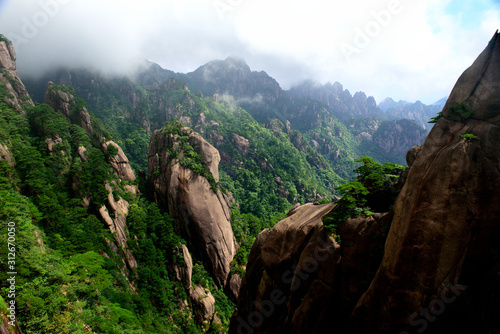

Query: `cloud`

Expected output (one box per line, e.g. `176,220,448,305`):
0,0,498,104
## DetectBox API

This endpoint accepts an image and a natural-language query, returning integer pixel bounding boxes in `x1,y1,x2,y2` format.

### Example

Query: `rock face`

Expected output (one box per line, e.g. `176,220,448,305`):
350,31,500,333
0,297,22,334
442,31,500,123
0,39,34,112
191,285,216,325
44,82,93,135
0,316,22,334
102,140,136,182
229,203,341,334
171,244,219,328
231,32,500,334
0,143,15,166
229,203,393,334
148,126,236,287
372,119,428,157
99,184,137,271
173,244,193,290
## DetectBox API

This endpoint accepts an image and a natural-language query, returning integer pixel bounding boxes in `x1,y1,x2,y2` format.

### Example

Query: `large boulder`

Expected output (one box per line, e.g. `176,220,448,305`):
229,203,341,334
229,202,393,334
350,31,500,333
148,126,236,286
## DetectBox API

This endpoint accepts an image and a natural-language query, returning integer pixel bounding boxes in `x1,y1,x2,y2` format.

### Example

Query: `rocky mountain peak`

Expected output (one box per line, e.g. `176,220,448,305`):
442,30,500,124
148,125,236,286
231,31,500,333
186,56,282,103
0,36,34,112
378,97,409,112
0,37,16,71
350,31,500,333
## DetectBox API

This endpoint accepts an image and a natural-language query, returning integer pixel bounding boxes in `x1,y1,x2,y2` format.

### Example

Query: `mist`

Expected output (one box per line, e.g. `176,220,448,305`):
0,0,498,104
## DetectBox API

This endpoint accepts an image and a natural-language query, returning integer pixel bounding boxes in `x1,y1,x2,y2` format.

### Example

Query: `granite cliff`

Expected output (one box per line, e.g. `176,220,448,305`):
148,124,237,287
0,37,33,113
351,29,500,334
230,31,500,333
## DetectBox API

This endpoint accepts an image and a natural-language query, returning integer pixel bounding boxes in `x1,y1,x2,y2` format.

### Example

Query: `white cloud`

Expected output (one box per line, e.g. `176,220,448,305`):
0,0,498,104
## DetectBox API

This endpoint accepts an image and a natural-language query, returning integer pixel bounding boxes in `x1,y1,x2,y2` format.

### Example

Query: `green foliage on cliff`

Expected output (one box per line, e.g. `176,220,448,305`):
428,111,443,123
460,133,480,141
12,66,413,333
160,120,218,192
448,103,475,120
324,156,404,233
0,83,234,333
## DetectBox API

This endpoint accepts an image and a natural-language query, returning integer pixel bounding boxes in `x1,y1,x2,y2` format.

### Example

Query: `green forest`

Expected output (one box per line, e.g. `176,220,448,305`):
0,34,414,333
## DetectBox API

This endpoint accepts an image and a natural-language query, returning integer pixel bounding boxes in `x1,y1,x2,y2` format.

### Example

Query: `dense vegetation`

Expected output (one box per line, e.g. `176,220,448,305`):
323,157,405,235
3,54,423,333
0,83,233,333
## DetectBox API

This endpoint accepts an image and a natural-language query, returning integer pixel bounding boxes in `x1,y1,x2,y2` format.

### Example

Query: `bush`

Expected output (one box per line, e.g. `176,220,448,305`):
323,156,404,233
460,133,480,141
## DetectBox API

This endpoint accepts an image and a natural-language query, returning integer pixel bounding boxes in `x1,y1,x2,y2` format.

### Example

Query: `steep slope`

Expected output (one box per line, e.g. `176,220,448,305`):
371,119,428,157
287,80,383,121
231,31,500,334
42,82,139,272
351,30,500,334
1,37,239,333
0,35,33,113
383,100,443,131
23,70,343,216
148,123,237,287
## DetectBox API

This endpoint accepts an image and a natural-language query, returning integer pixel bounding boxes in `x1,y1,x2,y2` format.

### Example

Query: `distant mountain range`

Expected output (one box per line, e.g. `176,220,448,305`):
23,56,436,173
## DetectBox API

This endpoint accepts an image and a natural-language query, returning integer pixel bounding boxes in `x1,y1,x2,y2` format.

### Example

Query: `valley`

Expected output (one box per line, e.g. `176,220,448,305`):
1,29,499,334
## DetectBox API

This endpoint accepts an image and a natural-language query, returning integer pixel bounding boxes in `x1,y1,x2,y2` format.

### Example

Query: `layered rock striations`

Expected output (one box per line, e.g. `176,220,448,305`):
148,126,236,287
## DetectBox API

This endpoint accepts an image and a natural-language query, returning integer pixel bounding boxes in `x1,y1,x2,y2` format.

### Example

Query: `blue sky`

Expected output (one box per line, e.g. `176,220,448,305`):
443,0,497,30
0,0,499,104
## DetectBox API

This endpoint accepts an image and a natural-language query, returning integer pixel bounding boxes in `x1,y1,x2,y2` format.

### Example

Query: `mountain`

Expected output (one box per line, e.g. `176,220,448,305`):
181,58,428,167
229,31,500,334
382,99,443,131
287,80,383,120
1,30,463,333
182,56,283,105
432,96,448,106
0,36,240,333
23,56,426,179
377,97,409,112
